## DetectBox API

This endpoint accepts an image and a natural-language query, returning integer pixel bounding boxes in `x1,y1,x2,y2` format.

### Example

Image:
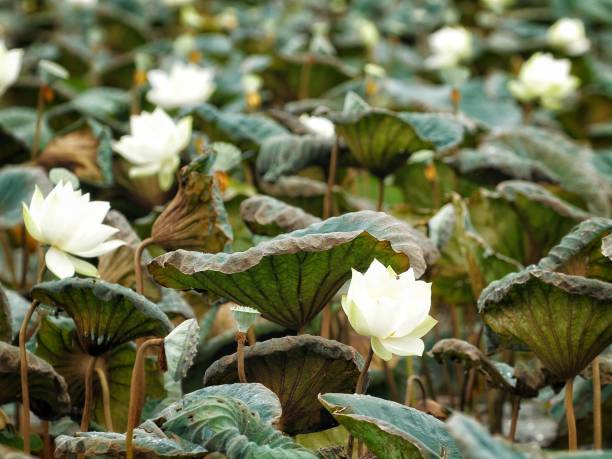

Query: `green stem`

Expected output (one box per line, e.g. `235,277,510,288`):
565,378,577,451
126,338,163,459
31,85,46,161
376,178,385,212
95,367,114,432
355,346,373,394
19,300,40,455
80,357,98,432
593,356,602,449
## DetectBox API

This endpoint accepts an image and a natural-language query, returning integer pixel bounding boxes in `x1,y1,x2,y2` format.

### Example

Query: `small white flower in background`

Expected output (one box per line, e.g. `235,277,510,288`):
426,26,473,69
356,18,380,49
146,62,215,109
299,114,335,139
231,305,261,333
480,0,515,14
547,18,590,56
164,318,200,381
65,0,97,7
508,52,580,110
112,107,192,191
342,259,436,361
0,41,23,97
22,182,124,279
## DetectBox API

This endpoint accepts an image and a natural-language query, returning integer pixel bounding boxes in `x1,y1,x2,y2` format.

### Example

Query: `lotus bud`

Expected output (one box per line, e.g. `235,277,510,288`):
547,18,590,56
425,26,473,69
162,318,200,381
231,305,261,333
0,41,22,97
146,62,215,110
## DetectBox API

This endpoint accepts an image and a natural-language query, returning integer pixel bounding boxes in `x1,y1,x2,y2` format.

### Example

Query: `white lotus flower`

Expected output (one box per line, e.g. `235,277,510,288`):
146,62,215,109
480,0,515,13
508,52,580,110
112,108,192,191
426,26,473,69
299,114,335,139
22,182,124,279
547,18,590,56
342,259,436,361
0,42,23,97
164,318,199,381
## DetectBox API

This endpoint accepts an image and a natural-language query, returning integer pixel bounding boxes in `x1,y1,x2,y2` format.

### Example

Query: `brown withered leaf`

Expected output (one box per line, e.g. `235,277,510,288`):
37,129,104,183
151,155,232,253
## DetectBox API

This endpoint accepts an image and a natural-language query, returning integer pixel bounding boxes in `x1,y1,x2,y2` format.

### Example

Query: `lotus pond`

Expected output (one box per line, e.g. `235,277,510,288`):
0,0,611,458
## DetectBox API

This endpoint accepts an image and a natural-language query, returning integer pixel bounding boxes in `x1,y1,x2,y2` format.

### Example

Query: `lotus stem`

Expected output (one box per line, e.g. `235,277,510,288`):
247,327,256,346
298,54,313,100
19,227,29,289
320,306,332,339
356,346,373,395
42,420,51,459
451,87,461,114
18,299,39,455
80,356,98,432
236,332,248,383
593,356,602,449
564,378,577,451
0,232,17,286
508,396,521,442
134,237,154,295
31,85,46,160
323,139,339,219
461,368,477,411
95,367,114,432
383,361,400,402
404,375,427,407
376,178,385,212
126,338,163,459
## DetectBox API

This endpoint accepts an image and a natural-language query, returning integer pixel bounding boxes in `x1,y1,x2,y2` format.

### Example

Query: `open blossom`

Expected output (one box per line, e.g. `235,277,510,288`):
342,259,436,361
146,62,215,109
0,42,23,97
425,26,473,69
112,108,192,191
509,52,580,110
299,114,335,139
22,182,124,279
547,18,590,56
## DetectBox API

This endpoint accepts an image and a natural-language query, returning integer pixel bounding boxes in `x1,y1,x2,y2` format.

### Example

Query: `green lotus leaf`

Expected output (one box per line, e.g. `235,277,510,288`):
99,210,160,300
157,289,195,321
331,94,464,178
152,383,282,427
31,278,172,355
0,285,11,342
468,181,589,265
0,166,52,230
319,393,461,459
203,335,364,435
240,195,321,237
264,52,355,100
450,127,610,216
430,339,544,397
54,428,207,458
0,341,71,420
0,108,53,161
71,87,131,121
537,218,612,282
36,316,164,431
189,103,287,150
256,134,336,182
149,211,438,330
162,395,318,459
478,268,612,379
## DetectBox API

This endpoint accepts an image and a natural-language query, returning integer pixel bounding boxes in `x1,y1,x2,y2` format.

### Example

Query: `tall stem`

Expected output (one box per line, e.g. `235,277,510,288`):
19,300,40,455
42,420,51,459
404,375,427,407
236,332,247,383
593,356,602,449
323,139,339,219
383,361,400,402
95,367,114,432
355,346,374,395
565,378,577,451
80,357,98,432
126,338,163,459
508,396,521,442
376,178,385,212
134,237,154,295
298,55,313,100
31,85,46,161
